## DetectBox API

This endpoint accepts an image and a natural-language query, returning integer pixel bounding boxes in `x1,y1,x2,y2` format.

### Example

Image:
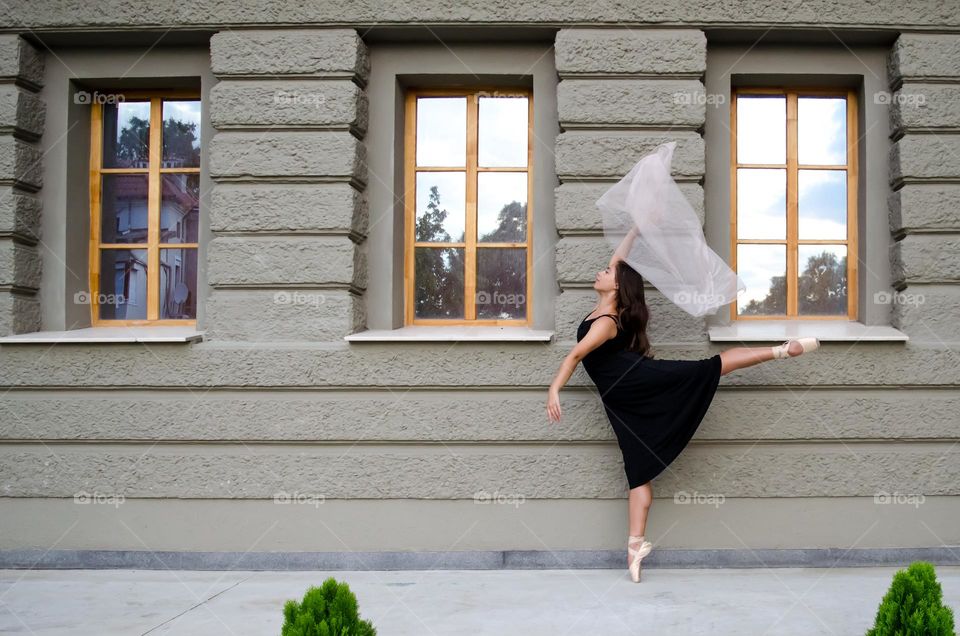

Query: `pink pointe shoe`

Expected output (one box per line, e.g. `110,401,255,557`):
771,337,820,359
627,535,653,583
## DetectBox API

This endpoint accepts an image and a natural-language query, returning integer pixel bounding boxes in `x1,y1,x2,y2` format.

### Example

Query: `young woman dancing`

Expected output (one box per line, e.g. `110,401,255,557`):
545,226,820,583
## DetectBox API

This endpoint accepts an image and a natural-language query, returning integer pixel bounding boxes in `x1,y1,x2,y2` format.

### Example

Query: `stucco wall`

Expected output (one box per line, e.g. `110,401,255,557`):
0,6,959,562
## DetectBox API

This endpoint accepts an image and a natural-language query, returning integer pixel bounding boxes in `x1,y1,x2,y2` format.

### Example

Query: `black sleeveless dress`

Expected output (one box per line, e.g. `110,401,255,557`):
576,311,723,489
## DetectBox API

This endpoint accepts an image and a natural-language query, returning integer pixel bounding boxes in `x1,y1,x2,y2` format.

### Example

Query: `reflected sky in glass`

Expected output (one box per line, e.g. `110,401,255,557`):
736,95,785,164
799,169,847,240
478,96,528,167
737,168,785,239
798,97,846,165
737,244,785,308
416,97,466,167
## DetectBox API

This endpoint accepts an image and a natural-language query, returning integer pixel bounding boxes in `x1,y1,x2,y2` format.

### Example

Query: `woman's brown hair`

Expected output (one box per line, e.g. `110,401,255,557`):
614,260,654,358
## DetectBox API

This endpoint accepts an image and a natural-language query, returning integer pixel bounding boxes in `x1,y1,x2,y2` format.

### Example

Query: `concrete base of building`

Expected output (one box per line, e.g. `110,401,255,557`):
2,546,959,570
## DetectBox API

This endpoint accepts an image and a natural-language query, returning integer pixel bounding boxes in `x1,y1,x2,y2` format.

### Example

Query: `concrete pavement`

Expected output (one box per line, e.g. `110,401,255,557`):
2,566,959,635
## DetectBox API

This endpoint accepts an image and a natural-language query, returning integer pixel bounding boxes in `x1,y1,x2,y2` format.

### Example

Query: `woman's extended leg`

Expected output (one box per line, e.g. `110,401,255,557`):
719,342,803,376
627,481,653,566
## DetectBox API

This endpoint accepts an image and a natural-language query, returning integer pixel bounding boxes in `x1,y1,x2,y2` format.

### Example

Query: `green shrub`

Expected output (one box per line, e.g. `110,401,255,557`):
866,561,955,635
281,577,377,636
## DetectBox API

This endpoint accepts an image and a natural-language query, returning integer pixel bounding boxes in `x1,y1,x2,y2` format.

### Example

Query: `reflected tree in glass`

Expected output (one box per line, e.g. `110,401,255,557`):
109,111,150,167
111,107,200,171
414,247,464,318
475,193,527,319
415,185,464,317
477,248,526,319
799,250,847,315
162,101,201,167
741,249,847,316
739,274,787,315
416,184,459,243
478,199,526,243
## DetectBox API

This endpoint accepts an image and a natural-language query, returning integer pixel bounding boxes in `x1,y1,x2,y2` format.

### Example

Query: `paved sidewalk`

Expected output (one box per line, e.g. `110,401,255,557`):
2,566,958,635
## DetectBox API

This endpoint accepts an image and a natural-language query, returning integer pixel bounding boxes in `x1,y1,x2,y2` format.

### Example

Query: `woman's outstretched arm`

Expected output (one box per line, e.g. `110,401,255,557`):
546,317,619,422
608,225,639,269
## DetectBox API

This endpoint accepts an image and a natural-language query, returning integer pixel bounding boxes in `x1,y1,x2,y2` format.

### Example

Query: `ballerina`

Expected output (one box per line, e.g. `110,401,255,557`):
545,226,820,583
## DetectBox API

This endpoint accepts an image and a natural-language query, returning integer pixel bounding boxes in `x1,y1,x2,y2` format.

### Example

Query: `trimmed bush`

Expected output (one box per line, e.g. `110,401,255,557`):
866,561,955,635
281,577,377,636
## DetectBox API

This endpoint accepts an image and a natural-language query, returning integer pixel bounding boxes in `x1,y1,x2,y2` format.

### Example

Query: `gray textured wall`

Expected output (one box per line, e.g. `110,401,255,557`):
0,4,959,558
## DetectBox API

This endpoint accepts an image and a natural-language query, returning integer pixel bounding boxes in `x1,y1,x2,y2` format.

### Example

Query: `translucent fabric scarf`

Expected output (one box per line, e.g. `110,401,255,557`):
596,141,746,317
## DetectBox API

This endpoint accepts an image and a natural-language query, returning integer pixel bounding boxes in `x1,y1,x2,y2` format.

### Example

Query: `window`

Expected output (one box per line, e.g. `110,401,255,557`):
730,87,858,321
404,88,533,325
88,92,201,325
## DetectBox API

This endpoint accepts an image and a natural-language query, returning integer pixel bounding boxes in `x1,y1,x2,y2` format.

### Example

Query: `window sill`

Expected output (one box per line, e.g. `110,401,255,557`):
344,325,554,342
0,327,204,344
708,320,908,342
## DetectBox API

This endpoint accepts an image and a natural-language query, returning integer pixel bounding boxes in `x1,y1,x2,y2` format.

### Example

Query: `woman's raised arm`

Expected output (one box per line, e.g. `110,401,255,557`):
608,225,639,270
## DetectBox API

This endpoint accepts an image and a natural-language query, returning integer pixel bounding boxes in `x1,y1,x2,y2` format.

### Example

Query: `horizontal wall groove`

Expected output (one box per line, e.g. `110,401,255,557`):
14,22,959,32
0,77,42,93
893,228,960,237
558,126,703,135
2,439,957,452
892,77,960,89
0,179,39,193
211,73,365,83
2,383,960,391
2,438,958,446
0,284,38,295
210,124,361,134
558,228,704,237
891,128,960,136
208,283,363,292
558,72,704,80
10,496,960,503
0,231,40,246
211,230,364,240
559,123,702,132
0,126,41,143
893,278,960,286
555,175,701,185
890,177,960,189
210,176,367,187
3,385,960,394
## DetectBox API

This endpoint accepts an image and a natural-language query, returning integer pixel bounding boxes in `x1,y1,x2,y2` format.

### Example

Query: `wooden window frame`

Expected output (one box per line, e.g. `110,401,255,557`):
730,86,859,321
88,90,200,326
403,87,534,326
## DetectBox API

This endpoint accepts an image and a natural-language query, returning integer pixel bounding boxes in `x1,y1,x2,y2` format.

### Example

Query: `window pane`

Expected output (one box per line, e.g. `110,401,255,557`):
737,168,786,240
101,174,148,244
736,95,785,164
798,170,847,240
476,248,526,320
160,174,200,243
99,249,147,320
160,248,198,319
415,172,465,242
414,247,464,319
478,96,528,167
478,172,527,242
162,100,201,168
798,245,847,315
737,244,786,316
102,101,150,168
416,97,466,167
798,97,846,165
